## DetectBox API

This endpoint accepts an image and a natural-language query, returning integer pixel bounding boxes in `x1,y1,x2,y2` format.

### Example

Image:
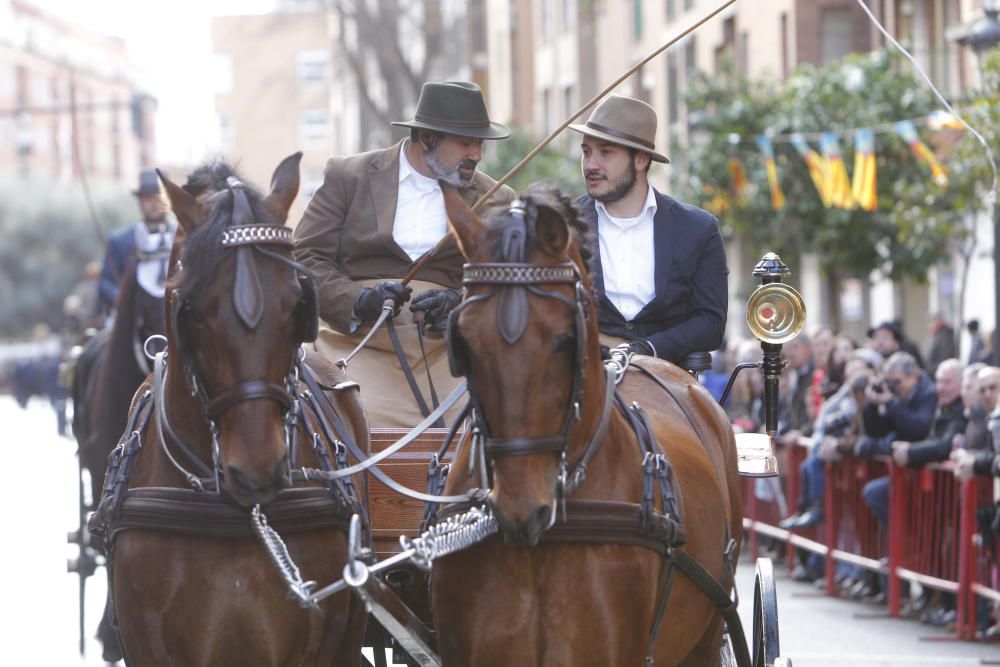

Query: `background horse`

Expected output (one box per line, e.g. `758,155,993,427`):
431,184,743,666
70,254,166,661
106,155,368,666
73,255,165,509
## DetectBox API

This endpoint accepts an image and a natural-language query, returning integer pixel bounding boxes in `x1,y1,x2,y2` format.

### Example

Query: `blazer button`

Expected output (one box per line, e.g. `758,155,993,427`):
625,322,633,331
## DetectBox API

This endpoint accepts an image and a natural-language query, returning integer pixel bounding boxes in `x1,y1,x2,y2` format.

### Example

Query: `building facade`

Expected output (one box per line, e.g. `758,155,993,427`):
0,0,155,186
212,7,338,225
485,0,993,349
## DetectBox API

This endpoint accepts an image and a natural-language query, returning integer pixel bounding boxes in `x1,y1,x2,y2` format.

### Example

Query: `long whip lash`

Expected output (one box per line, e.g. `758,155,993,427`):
400,0,738,285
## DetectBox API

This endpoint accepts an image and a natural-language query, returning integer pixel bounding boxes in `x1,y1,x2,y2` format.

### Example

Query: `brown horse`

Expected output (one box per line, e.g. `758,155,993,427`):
104,156,368,666
431,184,743,666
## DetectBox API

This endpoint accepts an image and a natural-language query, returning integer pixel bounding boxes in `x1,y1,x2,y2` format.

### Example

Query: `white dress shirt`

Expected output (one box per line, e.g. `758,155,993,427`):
596,184,657,321
393,141,447,260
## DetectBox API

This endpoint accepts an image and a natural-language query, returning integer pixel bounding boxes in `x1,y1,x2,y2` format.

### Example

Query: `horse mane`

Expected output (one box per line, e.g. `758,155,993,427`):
482,182,594,268
173,160,278,298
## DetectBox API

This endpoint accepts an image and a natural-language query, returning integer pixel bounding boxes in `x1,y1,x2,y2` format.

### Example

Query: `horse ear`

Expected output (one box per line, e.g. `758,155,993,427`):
159,169,207,233
263,152,302,225
442,183,484,260
534,204,571,258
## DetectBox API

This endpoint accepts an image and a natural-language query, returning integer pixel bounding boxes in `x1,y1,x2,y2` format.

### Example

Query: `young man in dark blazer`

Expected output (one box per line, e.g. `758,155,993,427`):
570,94,728,364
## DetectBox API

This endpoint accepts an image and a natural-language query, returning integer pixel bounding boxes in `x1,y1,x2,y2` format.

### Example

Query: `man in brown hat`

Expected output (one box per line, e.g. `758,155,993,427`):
570,94,728,365
294,81,514,427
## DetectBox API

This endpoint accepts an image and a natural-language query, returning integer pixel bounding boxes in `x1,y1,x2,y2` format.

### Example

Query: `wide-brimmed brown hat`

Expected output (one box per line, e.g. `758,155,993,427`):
569,94,669,163
392,81,510,140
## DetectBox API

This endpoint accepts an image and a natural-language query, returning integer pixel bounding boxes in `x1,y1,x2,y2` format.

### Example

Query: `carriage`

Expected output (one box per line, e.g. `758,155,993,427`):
70,156,804,667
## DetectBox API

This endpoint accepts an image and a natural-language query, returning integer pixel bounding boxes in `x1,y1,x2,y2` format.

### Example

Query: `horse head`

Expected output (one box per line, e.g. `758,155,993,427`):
443,183,604,545
159,153,317,506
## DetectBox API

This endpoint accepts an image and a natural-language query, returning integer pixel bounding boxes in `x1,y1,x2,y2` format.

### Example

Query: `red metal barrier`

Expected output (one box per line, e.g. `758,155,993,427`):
739,437,999,641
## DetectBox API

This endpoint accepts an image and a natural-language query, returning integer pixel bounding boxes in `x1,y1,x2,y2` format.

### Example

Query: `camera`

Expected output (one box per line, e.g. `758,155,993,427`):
871,379,886,393
822,410,853,437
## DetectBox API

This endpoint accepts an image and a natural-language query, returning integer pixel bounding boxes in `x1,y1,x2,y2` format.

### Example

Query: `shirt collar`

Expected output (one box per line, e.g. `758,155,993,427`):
398,140,440,193
595,184,657,228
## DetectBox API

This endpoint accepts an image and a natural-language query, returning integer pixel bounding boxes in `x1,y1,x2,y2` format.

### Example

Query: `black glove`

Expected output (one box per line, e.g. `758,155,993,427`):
354,281,412,322
627,339,655,357
410,289,461,330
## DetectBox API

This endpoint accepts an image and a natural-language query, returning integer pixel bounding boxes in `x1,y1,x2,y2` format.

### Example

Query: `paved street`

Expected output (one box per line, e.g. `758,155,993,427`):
2,395,998,666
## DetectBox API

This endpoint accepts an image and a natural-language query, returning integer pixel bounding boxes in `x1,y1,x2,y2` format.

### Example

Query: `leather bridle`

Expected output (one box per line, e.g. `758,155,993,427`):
445,199,605,496
160,179,318,490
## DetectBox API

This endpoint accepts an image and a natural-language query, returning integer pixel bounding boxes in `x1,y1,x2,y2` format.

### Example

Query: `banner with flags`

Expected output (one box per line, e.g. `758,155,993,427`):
893,120,949,186
755,136,785,210
851,129,878,211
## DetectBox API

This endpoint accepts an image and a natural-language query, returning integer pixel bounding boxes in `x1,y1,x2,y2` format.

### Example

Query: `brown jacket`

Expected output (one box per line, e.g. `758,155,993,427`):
293,140,515,333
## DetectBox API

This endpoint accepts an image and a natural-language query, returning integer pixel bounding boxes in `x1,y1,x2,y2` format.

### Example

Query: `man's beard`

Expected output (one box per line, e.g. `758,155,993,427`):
589,160,637,203
426,148,476,188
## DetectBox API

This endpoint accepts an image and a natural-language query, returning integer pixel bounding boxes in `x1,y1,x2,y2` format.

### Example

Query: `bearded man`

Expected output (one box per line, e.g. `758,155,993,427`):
294,81,514,427
571,94,728,364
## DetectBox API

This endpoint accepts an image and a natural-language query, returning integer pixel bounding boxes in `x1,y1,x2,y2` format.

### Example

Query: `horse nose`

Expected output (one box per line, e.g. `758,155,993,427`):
225,458,288,506
491,501,552,547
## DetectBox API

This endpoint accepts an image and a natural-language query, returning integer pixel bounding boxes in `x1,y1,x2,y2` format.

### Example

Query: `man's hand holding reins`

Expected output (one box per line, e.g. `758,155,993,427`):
410,288,461,331
355,281,412,322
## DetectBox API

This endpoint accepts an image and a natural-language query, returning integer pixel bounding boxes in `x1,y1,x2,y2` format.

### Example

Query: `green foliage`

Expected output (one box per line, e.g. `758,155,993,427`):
684,49,978,283
480,126,582,196
0,182,135,339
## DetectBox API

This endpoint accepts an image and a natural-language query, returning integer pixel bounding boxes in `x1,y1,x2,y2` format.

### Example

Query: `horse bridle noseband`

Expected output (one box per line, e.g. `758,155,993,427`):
162,178,319,490
446,199,592,468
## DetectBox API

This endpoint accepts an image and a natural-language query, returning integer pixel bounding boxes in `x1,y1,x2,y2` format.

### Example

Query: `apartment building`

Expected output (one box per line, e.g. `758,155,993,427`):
213,8,338,224
486,0,992,343
0,0,156,186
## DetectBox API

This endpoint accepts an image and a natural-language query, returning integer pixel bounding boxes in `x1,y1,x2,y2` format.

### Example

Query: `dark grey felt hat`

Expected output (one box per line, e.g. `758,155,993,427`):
392,81,510,140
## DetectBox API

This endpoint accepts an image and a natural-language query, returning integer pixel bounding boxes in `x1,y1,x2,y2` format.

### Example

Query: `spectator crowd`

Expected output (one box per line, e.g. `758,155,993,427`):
713,316,1000,639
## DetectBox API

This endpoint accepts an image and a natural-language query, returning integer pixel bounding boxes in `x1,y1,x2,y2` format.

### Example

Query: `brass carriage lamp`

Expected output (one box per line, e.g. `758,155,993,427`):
723,252,806,477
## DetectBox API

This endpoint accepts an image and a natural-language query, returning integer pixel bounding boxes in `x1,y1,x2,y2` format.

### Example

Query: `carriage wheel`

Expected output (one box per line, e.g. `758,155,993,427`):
752,558,780,667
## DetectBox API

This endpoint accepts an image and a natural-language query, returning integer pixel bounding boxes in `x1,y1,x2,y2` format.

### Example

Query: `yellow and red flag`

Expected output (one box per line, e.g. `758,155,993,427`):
755,136,785,210
790,135,831,207
894,120,948,186
851,129,878,211
820,133,855,209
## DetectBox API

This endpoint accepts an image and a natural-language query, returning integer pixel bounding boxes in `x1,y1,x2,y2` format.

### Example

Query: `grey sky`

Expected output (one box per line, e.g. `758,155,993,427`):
36,0,275,165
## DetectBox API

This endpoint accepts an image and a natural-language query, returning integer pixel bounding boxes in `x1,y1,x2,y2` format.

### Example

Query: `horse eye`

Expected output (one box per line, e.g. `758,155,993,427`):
553,333,575,354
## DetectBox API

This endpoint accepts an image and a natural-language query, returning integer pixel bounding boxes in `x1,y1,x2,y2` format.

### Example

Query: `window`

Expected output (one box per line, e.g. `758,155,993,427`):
667,51,678,124
667,0,676,21
683,0,693,9
685,36,697,78
542,88,552,134
561,0,575,28
218,112,234,151
820,8,854,64
563,85,573,119
780,13,789,79
213,54,233,95
541,0,551,40
299,109,331,147
296,50,330,84
633,0,643,39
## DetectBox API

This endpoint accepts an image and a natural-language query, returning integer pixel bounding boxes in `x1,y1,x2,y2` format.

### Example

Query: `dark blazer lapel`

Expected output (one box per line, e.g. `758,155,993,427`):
370,140,412,263
637,189,676,317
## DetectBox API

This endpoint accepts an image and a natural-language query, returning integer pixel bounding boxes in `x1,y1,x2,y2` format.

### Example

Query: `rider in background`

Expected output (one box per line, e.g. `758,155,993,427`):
570,94,728,365
97,169,177,319
294,81,514,428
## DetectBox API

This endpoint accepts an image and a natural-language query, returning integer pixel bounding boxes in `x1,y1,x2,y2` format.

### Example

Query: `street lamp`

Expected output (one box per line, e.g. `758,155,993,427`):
952,2,1000,362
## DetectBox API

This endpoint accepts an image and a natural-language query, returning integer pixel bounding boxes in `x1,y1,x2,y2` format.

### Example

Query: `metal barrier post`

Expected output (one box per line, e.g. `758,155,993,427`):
957,478,977,640
888,461,905,618
824,461,838,597
785,447,800,573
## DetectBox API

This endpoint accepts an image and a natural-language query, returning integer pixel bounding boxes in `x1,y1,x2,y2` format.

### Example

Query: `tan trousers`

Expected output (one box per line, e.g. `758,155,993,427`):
313,279,465,429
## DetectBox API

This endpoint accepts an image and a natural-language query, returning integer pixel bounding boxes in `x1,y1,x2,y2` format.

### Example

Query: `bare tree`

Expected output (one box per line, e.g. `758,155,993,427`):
330,0,444,148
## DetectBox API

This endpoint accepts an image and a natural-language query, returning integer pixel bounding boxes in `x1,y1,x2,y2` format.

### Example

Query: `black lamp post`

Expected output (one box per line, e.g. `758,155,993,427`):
953,2,1000,362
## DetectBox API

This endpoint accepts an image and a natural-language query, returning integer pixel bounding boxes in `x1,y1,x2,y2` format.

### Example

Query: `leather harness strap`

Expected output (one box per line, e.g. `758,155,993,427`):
386,317,444,427
204,379,292,420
